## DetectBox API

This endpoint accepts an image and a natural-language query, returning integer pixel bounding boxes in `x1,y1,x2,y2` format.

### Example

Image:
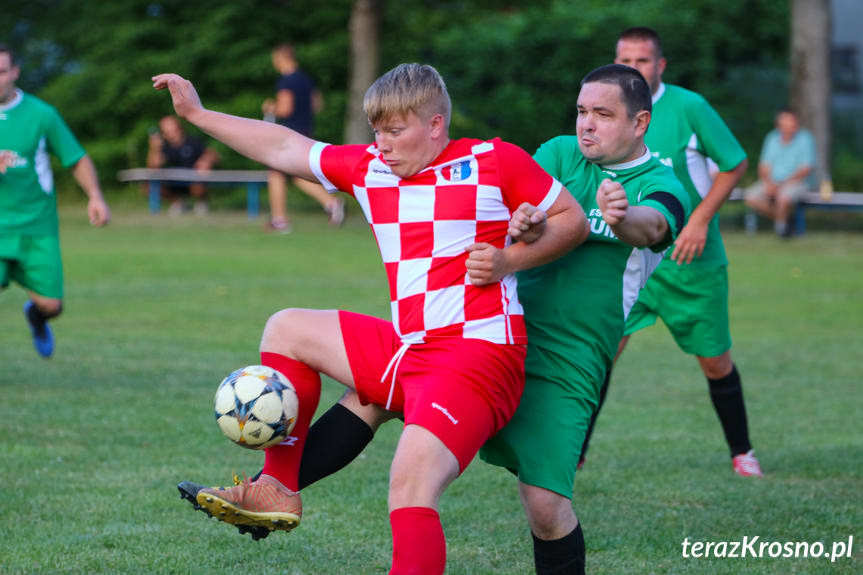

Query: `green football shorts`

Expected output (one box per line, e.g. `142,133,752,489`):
624,262,731,358
0,234,64,298
480,344,602,499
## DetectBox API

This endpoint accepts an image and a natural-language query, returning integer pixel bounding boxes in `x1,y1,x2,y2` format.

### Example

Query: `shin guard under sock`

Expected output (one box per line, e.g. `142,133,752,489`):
532,523,586,575
708,364,752,456
389,507,446,575
260,352,321,491
298,402,375,489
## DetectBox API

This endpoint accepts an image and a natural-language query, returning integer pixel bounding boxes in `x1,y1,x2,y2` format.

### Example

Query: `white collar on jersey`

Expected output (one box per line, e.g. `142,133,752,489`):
601,147,653,172
0,89,23,112
652,82,666,105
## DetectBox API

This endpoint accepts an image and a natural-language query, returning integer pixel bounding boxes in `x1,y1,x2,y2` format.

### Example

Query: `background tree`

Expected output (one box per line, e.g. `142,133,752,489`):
10,0,852,191
791,0,832,186
344,0,381,145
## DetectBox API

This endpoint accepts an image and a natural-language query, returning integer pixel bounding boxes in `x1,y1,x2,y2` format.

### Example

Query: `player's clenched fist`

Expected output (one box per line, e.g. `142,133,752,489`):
508,202,547,244
595,178,629,225
152,74,204,120
464,243,511,286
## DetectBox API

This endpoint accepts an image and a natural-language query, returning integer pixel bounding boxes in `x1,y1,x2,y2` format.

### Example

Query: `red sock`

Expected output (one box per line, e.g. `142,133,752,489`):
389,507,446,575
260,352,321,491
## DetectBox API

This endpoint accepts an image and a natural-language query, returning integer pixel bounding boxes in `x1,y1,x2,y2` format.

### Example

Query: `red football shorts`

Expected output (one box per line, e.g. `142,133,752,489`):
339,311,526,472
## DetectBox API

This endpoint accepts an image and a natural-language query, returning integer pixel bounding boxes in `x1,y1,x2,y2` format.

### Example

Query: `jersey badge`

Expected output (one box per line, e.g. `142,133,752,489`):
442,161,472,182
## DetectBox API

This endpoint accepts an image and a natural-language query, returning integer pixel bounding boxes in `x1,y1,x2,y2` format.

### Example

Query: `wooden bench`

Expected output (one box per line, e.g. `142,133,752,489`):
116,168,270,218
728,188,863,234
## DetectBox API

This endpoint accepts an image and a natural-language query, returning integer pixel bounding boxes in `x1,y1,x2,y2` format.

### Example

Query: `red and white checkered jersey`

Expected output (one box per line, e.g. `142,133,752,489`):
309,138,561,345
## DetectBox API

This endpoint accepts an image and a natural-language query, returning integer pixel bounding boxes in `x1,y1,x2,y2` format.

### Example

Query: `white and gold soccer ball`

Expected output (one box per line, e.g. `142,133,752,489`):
214,365,299,450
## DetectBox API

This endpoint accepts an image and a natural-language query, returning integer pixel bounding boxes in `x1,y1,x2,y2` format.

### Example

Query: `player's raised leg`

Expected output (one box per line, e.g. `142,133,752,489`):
194,308,354,532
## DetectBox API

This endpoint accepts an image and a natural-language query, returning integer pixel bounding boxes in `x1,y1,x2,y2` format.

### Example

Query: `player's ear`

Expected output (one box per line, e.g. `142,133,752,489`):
634,110,651,137
429,113,446,138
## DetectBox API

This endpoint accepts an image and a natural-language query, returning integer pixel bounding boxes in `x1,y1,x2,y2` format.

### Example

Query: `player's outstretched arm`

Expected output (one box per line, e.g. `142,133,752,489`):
152,74,316,181
596,179,667,248
466,188,587,286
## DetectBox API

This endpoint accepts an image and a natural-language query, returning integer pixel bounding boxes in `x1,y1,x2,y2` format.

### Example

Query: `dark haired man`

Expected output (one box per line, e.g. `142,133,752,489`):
580,26,761,478
480,63,691,574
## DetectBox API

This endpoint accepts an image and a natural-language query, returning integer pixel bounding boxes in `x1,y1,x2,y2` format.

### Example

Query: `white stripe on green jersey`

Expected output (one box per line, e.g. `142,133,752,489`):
0,90,86,235
522,137,690,384
646,83,747,268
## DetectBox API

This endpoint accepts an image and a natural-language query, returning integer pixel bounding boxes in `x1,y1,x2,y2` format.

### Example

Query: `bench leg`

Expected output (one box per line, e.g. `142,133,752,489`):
149,181,161,214
794,203,806,235
247,183,260,219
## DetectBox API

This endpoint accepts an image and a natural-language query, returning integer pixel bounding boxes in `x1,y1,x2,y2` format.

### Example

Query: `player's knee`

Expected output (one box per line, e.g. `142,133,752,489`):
34,299,63,318
262,308,310,348
698,352,733,379
519,482,578,539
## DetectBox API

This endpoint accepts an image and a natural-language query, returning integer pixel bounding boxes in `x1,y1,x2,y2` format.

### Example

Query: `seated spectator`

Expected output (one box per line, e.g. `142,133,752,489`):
744,108,815,237
147,115,219,215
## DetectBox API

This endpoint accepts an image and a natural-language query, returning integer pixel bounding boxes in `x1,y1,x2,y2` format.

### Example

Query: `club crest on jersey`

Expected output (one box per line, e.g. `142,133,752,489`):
442,161,472,182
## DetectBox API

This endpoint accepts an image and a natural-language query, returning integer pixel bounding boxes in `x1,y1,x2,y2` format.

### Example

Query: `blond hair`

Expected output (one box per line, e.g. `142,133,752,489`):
364,63,452,127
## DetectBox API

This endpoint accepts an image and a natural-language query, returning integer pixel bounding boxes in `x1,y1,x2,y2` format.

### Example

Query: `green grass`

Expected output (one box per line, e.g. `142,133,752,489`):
1,202,861,574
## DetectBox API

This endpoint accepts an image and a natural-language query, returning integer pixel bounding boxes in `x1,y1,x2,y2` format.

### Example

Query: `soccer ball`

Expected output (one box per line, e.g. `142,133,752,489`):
214,365,299,450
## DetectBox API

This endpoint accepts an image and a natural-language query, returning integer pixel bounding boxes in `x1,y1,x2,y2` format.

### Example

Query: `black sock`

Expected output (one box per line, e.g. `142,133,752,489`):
27,302,48,326
252,403,375,488
579,369,611,464
532,523,585,575
298,403,374,489
708,364,752,456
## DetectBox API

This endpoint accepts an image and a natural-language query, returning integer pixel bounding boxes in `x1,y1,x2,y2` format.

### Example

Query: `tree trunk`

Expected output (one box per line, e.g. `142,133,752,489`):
791,0,831,185
344,0,381,145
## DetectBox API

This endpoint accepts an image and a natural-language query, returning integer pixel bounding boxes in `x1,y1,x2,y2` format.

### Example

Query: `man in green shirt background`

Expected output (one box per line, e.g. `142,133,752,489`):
0,43,110,358
580,27,763,478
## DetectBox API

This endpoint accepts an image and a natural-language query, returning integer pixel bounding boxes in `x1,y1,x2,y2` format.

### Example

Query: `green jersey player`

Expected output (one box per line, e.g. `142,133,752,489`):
0,44,110,358
479,64,690,575
580,26,762,478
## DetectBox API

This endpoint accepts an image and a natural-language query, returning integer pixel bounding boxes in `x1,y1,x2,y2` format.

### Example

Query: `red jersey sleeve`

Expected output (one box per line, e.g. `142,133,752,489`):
309,142,372,197
493,139,562,212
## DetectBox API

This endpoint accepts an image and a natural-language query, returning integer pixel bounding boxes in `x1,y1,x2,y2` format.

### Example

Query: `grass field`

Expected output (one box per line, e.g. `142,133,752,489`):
1,200,860,574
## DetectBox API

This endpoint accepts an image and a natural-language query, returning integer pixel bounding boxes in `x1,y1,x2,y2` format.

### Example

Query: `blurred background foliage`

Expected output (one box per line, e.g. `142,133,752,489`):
4,0,858,191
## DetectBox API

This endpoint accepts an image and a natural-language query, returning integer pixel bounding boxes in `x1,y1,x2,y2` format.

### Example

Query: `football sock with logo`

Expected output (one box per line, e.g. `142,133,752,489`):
390,507,446,575
579,369,611,463
532,523,585,575
298,402,375,489
259,352,322,492
707,364,752,456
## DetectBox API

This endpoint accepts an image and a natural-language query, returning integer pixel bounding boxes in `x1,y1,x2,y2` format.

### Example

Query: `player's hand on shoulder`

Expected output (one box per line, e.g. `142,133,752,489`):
508,202,547,244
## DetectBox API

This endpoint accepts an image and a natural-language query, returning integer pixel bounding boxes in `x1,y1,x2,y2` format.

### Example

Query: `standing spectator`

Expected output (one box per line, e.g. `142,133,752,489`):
744,108,816,237
0,43,110,358
146,114,219,215
262,42,344,233
580,26,763,478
